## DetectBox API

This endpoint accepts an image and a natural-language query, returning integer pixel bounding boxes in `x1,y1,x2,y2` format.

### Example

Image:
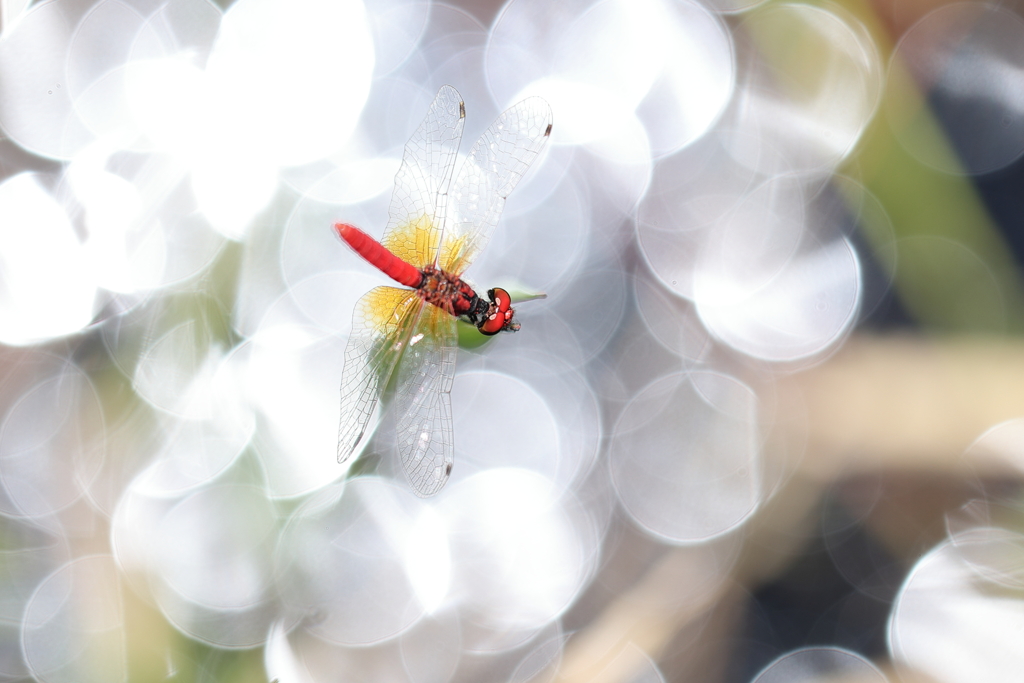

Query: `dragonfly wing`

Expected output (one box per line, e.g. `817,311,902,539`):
338,286,424,464
382,85,466,269
393,304,457,497
441,96,553,275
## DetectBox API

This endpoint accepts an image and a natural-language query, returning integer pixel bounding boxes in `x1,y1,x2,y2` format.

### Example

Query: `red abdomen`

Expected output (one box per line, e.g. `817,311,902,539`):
335,223,422,288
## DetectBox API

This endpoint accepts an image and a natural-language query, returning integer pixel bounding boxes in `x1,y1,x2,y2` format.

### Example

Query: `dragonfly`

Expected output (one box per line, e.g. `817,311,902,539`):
335,85,553,496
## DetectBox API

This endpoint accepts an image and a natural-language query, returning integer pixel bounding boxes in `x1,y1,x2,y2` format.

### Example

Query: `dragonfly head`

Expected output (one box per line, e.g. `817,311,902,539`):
478,287,518,335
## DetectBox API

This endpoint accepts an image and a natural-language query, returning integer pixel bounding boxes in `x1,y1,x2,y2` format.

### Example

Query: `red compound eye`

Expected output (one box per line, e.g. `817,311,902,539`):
479,288,514,335
491,288,512,314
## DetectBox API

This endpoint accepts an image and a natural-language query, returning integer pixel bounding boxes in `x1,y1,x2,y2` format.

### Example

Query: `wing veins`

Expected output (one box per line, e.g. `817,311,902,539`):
394,306,457,496
337,288,427,464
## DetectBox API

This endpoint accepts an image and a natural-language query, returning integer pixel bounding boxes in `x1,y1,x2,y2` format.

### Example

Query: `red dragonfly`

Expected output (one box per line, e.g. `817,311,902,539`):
334,85,553,496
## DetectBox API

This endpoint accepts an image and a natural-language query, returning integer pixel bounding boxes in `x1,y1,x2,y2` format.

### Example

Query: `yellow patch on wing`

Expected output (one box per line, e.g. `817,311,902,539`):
382,214,441,269
439,232,472,275
357,286,421,337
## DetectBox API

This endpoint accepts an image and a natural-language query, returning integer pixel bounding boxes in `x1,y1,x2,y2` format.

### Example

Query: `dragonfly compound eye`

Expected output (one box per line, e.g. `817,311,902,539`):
479,288,516,335
479,311,504,335
489,288,512,314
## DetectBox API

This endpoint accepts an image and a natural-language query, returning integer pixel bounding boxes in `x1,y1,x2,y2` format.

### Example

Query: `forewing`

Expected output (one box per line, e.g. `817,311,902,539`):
381,85,466,269
441,96,553,275
338,286,423,464
393,305,457,497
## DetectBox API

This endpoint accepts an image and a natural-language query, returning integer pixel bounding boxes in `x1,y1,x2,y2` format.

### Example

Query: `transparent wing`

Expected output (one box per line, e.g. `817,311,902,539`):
440,96,553,275
338,286,424,464
393,304,457,497
381,85,466,269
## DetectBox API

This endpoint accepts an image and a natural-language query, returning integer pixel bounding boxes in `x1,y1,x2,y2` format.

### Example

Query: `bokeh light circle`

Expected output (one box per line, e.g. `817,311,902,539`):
0,352,104,519
751,646,887,683
0,173,98,345
277,477,436,646
0,0,95,159
456,351,602,493
691,176,861,362
240,326,350,499
889,2,1024,175
0,514,69,681
726,3,882,175
265,609,463,683
22,555,126,683
634,274,711,362
610,370,762,543
440,469,593,644
154,483,280,647
890,535,1024,683
487,0,734,156
637,130,759,301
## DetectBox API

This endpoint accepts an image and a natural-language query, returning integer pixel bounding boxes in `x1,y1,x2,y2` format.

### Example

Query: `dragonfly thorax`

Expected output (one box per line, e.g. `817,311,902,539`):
417,266,518,335
417,265,477,315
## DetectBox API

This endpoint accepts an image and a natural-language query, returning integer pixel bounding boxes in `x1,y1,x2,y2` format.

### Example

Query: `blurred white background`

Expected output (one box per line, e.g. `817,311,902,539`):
2,0,1024,681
